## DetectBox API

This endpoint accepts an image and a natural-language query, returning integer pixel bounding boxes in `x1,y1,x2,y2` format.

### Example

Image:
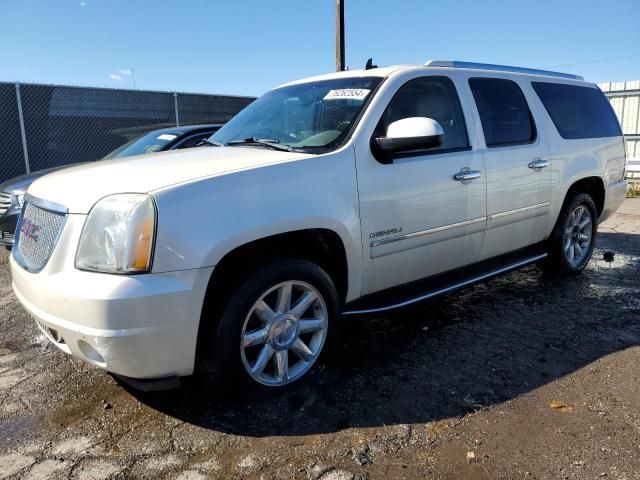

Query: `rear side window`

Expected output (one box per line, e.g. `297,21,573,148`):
532,82,622,139
469,78,536,147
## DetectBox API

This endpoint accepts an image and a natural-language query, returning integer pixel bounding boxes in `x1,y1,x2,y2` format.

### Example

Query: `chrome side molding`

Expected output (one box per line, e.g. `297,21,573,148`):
343,253,548,315
370,216,486,248
488,202,550,221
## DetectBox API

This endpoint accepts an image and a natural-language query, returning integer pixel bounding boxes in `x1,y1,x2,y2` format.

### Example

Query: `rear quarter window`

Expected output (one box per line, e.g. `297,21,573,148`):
532,82,622,139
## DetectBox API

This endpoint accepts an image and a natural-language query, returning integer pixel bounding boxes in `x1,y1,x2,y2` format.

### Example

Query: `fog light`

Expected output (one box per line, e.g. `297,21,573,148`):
77,340,106,367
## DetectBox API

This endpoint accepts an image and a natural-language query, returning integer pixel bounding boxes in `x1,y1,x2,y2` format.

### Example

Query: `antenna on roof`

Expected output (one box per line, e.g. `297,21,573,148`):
365,58,378,70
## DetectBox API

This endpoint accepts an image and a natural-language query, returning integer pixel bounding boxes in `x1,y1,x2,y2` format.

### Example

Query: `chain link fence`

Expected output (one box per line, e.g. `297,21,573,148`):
0,82,254,184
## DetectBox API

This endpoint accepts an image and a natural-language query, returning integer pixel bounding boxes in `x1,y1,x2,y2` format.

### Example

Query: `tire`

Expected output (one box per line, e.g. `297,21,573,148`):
543,193,598,274
198,259,340,395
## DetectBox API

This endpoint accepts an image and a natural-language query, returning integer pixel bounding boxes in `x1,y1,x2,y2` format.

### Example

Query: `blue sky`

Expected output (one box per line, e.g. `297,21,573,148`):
1,0,639,97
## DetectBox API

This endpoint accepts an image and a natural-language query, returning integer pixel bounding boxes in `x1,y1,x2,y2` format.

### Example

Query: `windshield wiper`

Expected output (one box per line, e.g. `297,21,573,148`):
226,137,294,152
197,138,224,147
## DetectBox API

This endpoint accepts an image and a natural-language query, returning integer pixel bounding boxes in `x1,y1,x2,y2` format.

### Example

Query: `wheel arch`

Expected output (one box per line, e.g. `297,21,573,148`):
549,175,605,239
194,227,352,366
197,226,353,335
562,176,605,218
209,228,350,302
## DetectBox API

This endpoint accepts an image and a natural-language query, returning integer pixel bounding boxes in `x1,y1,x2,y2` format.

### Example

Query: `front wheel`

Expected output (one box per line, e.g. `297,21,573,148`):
543,193,598,274
198,259,339,394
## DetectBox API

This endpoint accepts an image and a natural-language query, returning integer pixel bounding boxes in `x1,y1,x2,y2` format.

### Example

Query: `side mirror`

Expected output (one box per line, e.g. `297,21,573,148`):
371,117,444,163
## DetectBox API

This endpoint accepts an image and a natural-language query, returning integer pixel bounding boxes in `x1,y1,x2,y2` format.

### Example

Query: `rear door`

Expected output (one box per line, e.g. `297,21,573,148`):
467,77,552,260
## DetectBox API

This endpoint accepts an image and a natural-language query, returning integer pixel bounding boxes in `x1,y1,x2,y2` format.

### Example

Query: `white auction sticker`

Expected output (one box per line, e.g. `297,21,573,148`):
157,134,178,141
323,88,371,101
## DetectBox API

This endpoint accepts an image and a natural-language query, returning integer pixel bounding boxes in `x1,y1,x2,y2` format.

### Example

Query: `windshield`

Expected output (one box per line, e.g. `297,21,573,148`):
209,77,382,153
102,131,179,159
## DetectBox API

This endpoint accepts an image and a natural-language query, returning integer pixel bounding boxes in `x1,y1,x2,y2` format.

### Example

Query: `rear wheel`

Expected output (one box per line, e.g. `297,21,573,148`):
543,193,597,274
198,259,339,394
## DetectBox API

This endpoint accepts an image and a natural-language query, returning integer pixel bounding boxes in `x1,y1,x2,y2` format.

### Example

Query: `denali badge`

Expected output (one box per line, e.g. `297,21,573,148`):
370,227,402,239
20,219,40,242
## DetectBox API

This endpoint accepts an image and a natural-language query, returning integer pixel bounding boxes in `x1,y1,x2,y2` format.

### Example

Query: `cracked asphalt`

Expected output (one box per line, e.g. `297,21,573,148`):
0,199,639,480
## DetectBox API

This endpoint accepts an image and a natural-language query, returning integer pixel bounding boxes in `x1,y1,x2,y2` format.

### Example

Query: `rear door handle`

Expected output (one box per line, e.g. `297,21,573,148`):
528,158,550,170
453,170,482,181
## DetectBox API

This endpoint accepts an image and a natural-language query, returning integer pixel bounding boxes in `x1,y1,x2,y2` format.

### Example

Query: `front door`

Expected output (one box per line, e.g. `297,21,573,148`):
354,75,486,295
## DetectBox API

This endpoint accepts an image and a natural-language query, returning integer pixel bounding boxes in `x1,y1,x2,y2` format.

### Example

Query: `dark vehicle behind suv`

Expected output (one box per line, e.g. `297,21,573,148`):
0,124,221,248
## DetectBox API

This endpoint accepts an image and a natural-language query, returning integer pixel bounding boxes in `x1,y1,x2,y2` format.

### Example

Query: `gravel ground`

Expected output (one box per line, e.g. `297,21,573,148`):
0,199,639,480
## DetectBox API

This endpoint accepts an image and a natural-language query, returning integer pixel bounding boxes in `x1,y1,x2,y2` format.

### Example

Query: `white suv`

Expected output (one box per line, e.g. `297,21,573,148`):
11,61,627,392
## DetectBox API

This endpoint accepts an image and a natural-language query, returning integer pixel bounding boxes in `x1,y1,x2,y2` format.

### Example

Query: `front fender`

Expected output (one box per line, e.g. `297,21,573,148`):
150,150,363,301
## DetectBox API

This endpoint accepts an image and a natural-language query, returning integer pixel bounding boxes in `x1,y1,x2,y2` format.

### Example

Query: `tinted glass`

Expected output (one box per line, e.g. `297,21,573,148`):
174,132,216,149
469,78,535,147
102,131,177,159
379,76,468,151
532,82,622,139
211,77,382,153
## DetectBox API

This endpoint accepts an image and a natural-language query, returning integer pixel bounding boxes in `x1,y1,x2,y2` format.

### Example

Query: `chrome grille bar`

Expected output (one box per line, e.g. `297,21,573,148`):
0,193,12,216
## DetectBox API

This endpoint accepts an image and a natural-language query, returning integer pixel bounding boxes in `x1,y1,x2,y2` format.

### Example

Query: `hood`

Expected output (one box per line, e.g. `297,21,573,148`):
0,165,75,195
28,147,311,213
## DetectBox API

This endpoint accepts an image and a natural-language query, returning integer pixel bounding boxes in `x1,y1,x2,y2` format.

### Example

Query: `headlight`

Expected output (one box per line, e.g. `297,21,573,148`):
76,194,156,274
16,194,25,208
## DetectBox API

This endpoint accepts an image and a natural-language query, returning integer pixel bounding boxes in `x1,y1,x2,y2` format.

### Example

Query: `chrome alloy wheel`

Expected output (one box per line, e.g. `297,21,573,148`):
240,281,328,386
562,204,593,267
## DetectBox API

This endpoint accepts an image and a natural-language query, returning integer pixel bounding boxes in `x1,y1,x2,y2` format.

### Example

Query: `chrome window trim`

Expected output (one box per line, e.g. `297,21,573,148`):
343,253,548,315
370,216,486,248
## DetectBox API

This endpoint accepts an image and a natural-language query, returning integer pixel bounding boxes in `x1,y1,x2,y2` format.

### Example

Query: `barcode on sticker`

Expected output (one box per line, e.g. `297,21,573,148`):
323,89,371,101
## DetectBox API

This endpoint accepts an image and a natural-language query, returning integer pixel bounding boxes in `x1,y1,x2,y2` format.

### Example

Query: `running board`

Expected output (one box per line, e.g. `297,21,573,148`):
343,251,547,316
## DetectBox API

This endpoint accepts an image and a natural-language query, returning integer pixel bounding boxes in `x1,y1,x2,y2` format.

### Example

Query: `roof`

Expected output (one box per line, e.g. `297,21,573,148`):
424,60,583,81
276,61,586,89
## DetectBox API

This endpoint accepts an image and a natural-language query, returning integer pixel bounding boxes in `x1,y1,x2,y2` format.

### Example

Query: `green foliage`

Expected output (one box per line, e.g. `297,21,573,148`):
627,182,640,198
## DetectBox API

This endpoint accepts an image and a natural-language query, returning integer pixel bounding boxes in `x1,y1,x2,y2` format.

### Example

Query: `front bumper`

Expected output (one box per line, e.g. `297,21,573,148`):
600,179,628,224
10,217,213,379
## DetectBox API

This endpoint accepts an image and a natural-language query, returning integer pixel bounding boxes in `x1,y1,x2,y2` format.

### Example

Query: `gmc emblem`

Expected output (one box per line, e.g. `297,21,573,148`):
20,219,40,242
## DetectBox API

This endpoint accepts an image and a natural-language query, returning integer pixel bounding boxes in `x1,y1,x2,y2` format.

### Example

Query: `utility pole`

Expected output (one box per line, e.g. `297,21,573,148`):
131,67,137,89
336,0,345,71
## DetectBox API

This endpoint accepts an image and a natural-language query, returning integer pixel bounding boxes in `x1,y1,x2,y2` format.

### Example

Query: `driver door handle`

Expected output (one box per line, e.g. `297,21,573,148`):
453,170,482,181
528,158,550,170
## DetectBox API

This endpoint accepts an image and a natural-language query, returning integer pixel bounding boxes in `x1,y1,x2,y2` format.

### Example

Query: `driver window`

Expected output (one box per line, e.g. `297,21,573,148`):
379,76,469,151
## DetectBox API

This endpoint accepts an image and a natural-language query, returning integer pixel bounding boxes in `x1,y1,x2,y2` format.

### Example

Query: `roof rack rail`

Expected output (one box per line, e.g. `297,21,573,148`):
425,60,583,81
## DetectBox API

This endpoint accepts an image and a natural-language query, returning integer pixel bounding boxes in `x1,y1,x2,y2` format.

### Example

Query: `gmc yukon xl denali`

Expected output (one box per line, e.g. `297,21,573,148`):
11,61,627,393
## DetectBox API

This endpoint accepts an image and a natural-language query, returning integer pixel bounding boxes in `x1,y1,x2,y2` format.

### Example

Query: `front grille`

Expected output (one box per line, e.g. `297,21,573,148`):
0,193,11,216
14,202,66,272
